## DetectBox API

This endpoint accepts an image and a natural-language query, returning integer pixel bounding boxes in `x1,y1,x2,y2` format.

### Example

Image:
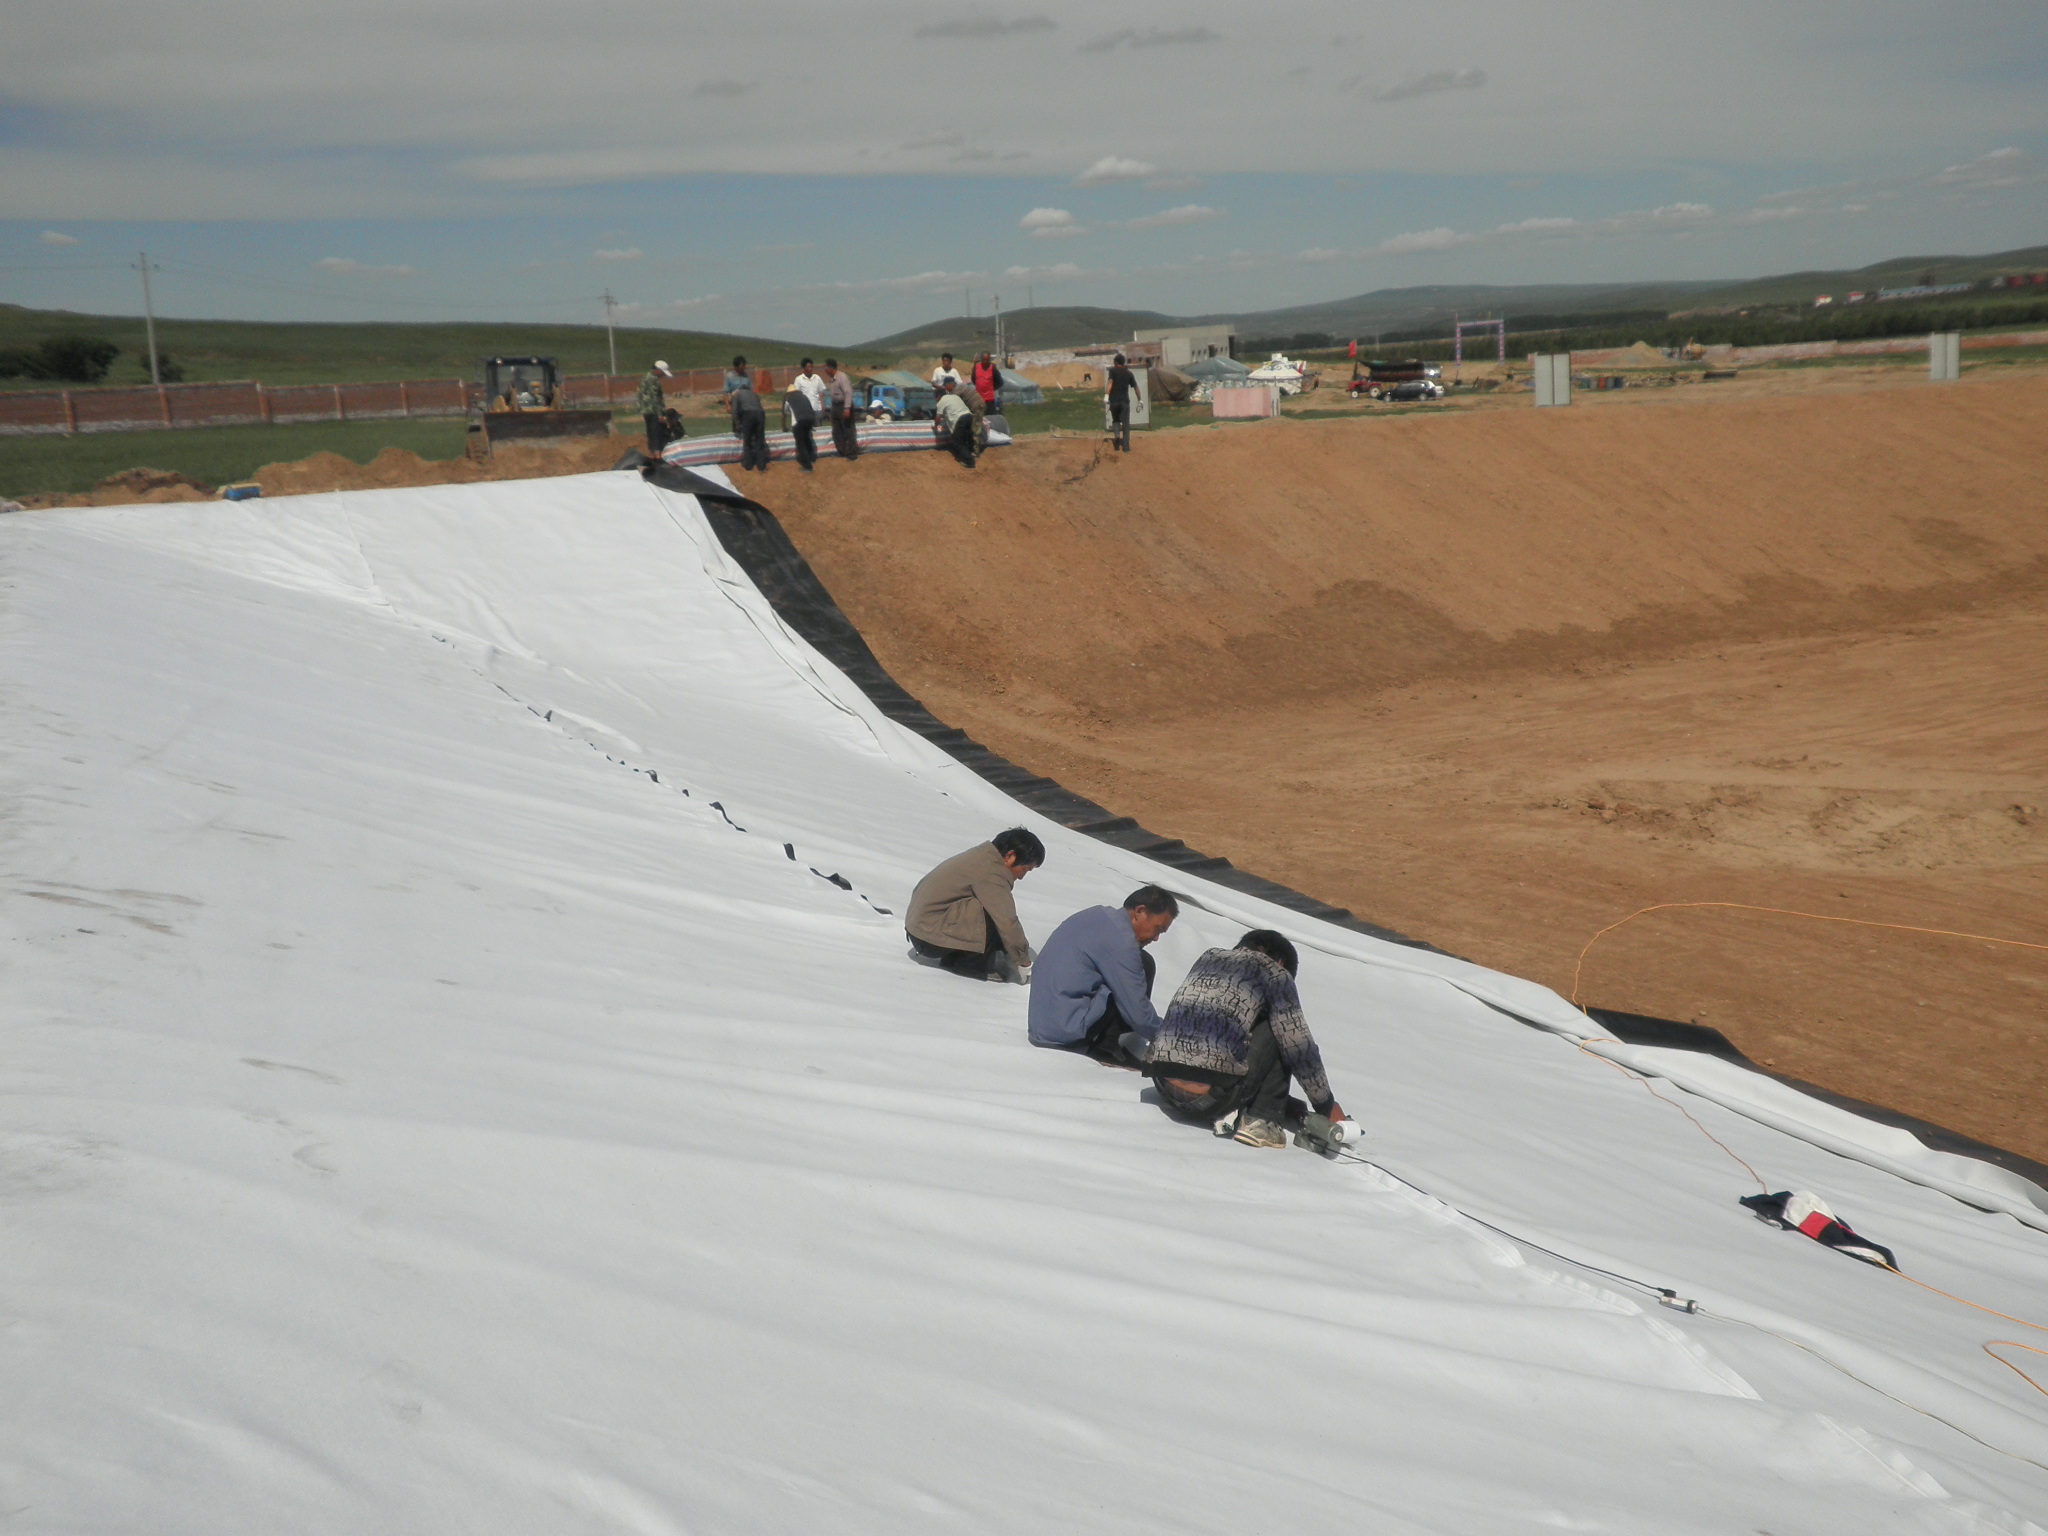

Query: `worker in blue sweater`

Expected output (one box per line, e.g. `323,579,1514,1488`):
1026,886,1178,1068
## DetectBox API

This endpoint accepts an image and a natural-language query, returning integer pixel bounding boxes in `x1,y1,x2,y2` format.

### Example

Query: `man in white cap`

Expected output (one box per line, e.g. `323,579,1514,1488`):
638,360,674,456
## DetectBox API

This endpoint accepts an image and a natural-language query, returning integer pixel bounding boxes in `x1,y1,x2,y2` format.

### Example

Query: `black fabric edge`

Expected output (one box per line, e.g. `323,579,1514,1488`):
644,462,2048,1196
1588,1008,2048,1188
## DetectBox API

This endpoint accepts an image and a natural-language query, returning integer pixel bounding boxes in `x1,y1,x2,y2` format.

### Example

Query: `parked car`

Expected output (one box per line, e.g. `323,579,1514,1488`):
1350,359,1443,399
1386,379,1446,402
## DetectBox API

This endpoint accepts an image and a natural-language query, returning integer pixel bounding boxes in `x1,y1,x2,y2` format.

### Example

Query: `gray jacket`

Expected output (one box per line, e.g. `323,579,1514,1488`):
906,843,1031,962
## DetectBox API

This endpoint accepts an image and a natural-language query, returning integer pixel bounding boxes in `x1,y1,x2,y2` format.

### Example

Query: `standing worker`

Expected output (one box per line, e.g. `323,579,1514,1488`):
822,359,861,460
932,378,976,469
930,352,963,389
1104,352,1138,452
723,356,751,397
790,359,828,421
637,360,674,457
730,375,770,473
971,351,1003,416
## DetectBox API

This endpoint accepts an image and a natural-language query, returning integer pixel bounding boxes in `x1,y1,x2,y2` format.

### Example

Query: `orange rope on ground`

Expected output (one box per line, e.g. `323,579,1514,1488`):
1879,1265,2048,1400
1883,1266,2048,1337
1570,1038,1769,1189
1565,903,2048,1400
1570,901,2048,1008
1984,1343,2048,1400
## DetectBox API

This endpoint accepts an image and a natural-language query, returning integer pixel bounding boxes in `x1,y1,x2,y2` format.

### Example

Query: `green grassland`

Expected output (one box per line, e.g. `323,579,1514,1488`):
0,305,889,391
0,418,476,497
0,389,1223,496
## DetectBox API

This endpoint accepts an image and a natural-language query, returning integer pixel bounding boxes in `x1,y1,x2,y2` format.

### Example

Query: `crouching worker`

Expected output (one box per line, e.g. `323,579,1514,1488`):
1026,887,1178,1068
1144,929,1346,1149
905,828,1043,982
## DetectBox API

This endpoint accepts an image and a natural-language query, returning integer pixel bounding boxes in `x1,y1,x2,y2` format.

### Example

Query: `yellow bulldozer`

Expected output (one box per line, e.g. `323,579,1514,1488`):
465,356,614,460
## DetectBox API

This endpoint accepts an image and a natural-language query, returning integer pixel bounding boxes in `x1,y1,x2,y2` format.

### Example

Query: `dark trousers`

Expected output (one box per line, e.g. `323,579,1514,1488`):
1077,951,1156,1066
909,911,1007,981
830,406,860,459
791,419,817,470
643,413,669,456
1108,398,1131,451
1154,1019,1290,1123
945,415,977,468
736,411,769,471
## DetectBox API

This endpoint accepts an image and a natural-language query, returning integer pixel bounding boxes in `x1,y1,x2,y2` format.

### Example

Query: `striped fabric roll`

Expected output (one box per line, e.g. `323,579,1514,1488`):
662,419,952,468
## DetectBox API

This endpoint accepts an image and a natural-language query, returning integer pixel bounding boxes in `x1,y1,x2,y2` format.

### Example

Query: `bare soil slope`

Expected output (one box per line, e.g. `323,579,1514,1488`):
763,373,2048,1162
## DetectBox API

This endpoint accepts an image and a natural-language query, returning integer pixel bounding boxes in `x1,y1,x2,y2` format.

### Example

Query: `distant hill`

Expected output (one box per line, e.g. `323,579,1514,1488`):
1674,243,2048,311
0,306,882,390
858,306,1180,355
859,241,2048,351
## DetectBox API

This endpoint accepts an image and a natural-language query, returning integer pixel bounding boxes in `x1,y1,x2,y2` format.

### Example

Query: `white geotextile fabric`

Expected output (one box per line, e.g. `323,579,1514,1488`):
2,472,2045,1533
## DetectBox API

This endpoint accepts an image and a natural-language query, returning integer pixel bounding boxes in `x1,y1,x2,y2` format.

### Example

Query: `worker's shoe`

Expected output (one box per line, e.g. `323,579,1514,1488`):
1232,1116,1288,1150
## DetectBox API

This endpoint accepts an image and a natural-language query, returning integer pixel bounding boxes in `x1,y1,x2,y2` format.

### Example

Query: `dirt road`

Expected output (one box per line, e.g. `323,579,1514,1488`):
761,371,2048,1162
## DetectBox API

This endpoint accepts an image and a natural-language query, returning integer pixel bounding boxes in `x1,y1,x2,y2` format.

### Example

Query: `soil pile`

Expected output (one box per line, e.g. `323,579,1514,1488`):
762,371,2048,1160
249,437,627,497
45,467,217,506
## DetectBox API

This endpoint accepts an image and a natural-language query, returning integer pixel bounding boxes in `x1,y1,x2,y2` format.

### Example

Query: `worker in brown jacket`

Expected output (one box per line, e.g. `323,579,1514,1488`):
905,828,1045,983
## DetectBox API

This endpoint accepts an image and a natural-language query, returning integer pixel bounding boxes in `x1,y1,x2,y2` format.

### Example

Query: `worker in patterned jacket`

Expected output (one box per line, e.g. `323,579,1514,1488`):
637,361,674,456
1144,930,1346,1149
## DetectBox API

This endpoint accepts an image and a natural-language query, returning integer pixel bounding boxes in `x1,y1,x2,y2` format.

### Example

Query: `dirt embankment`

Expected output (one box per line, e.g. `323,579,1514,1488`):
762,372,2048,1162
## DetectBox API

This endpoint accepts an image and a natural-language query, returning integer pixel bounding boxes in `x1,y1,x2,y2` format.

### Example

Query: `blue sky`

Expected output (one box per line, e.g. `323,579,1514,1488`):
3,1,2044,345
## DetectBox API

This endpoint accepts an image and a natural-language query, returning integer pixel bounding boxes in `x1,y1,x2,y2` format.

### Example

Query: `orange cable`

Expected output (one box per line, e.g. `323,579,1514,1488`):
1570,901,2048,1008
1570,1036,1769,1189
1983,1343,2048,1400
1563,901,2048,1403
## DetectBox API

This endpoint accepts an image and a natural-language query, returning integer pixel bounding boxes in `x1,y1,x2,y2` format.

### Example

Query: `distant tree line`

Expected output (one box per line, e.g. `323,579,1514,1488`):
0,334,184,384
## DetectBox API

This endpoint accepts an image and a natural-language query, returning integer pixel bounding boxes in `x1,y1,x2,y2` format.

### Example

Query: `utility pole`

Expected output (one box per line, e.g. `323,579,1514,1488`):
602,289,618,376
134,251,161,387
992,293,1002,361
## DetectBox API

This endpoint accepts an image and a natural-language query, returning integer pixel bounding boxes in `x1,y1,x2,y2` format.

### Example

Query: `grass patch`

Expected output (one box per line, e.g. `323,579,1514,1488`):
0,418,473,497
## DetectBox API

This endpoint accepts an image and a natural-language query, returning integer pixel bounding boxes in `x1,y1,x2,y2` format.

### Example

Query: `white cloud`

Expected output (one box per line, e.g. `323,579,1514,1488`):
1298,246,1344,262
1934,146,2029,187
806,268,980,296
1074,156,1156,187
1020,207,1087,238
1374,67,1487,103
1081,26,1222,53
1123,203,1225,230
39,229,80,245
1372,226,1472,255
694,79,754,98
615,294,720,316
313,256,416,277
915,14,1055,39
998,261,1102,283
593,247,644,261
1648,202,1715,225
